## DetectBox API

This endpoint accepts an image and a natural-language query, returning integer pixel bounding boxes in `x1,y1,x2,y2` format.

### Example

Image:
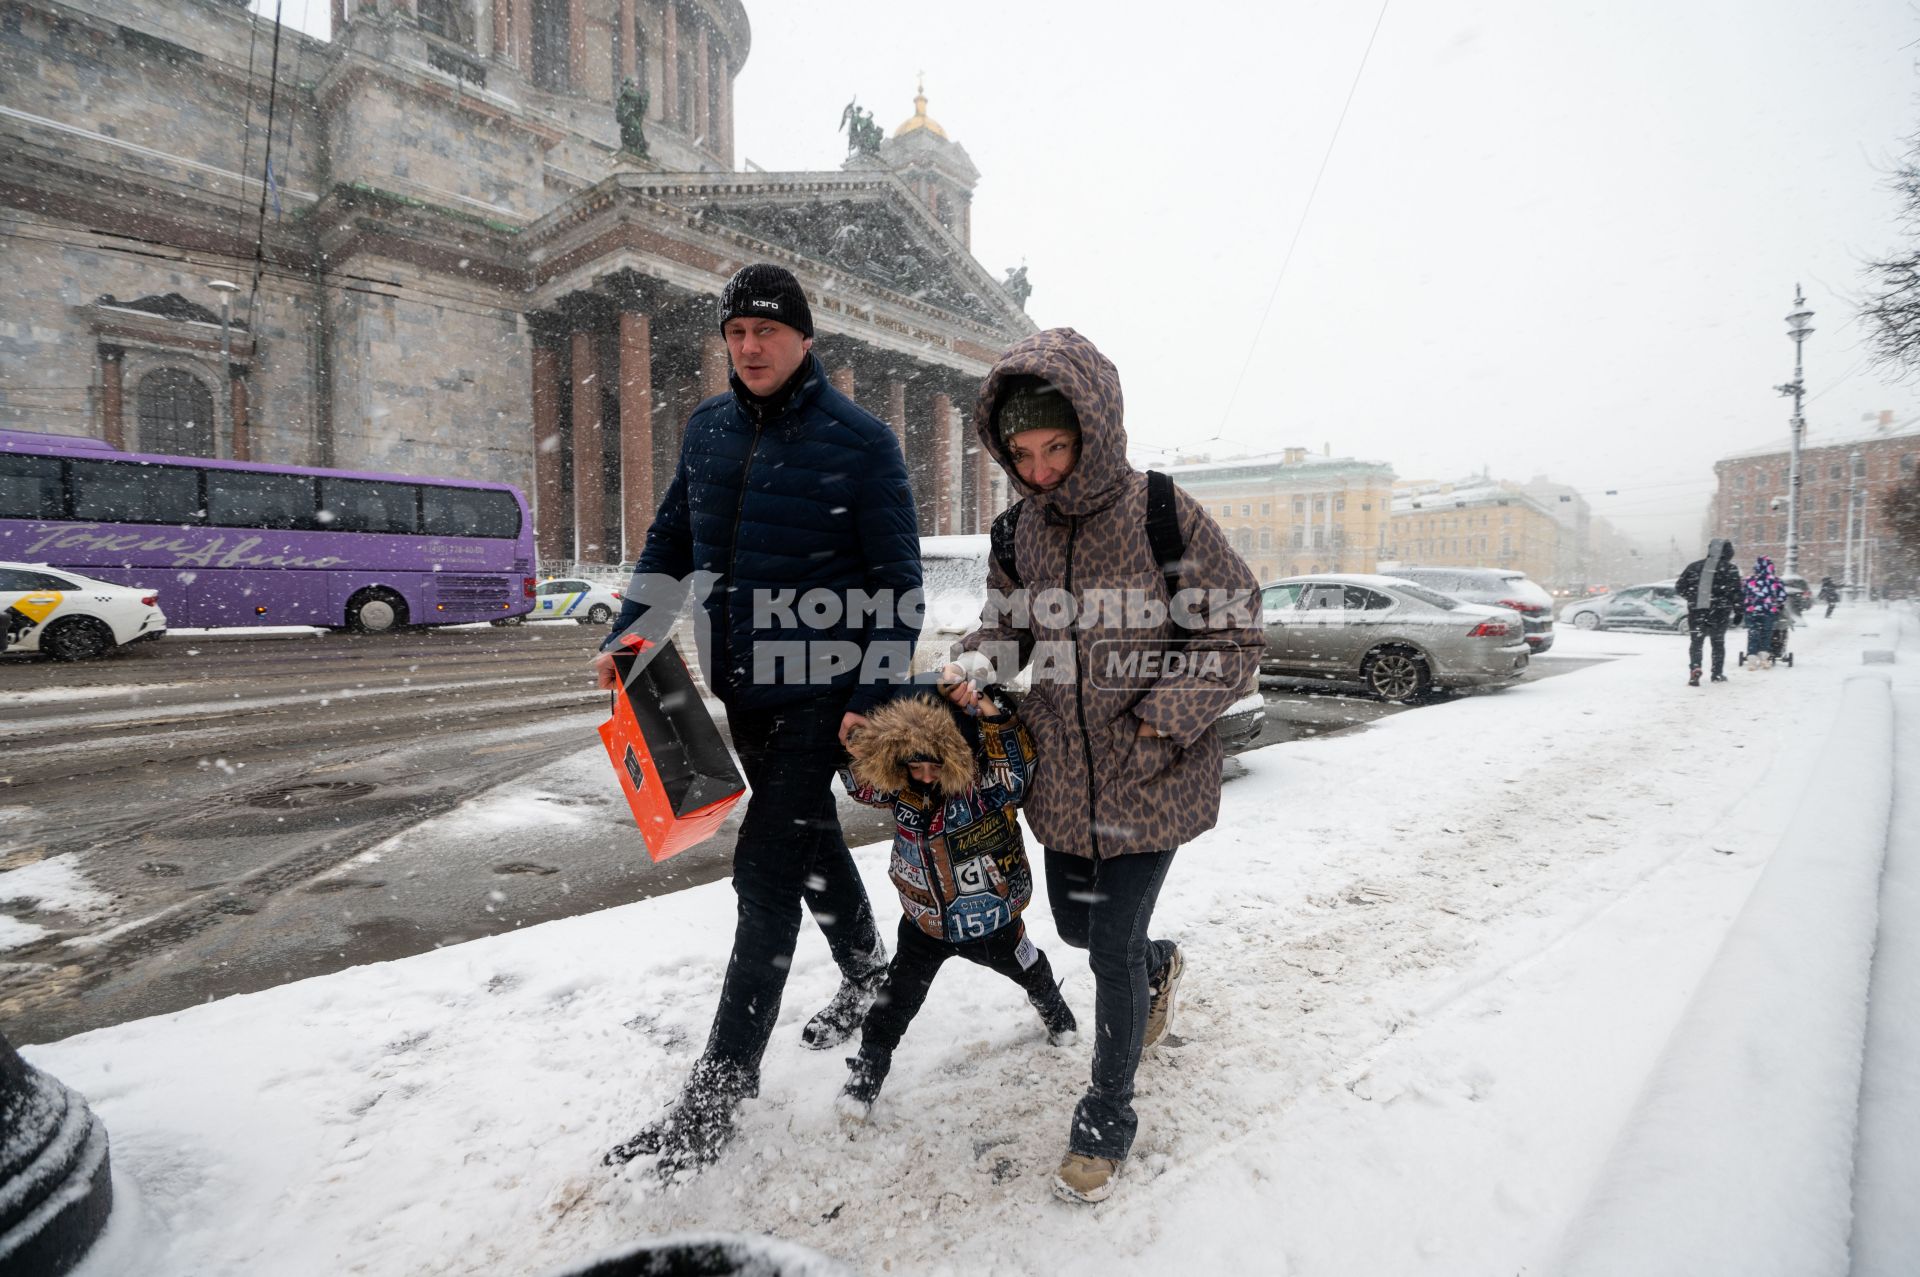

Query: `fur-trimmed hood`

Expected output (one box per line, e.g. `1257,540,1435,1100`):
849,695,977,796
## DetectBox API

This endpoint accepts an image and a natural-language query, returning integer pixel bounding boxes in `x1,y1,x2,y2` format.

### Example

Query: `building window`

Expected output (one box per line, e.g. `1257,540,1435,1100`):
1902,454,1915,474
1291,527,1303,548
417,0,475,47
137,368,216,458
1220,504,1231,517
1241,504,1251,517
1827,517,1840,538
1501,534,1512,554
1828,492,1841,509
1260,528,1272,550
1261,502,1271,516
1235,528,1254,554
1829,463,1841,479
531,0,570,92
1293,498,1305,514
1335,495,1346,512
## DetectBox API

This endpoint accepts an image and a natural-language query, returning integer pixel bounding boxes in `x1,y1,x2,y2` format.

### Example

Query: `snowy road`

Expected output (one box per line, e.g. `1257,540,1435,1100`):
23,609,1913,1277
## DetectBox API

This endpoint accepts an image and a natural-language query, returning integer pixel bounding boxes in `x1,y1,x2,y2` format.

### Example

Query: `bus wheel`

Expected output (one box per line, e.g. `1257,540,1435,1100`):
586,604,612,625
346,589,408,634
41,617,114,662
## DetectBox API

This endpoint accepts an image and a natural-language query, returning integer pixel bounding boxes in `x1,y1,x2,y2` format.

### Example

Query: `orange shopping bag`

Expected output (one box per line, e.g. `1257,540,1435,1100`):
598,636,745,862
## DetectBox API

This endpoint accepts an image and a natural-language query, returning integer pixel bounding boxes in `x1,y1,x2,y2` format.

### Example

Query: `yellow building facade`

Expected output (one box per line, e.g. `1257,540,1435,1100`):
1386,481,1564,586
1162,448,1397,585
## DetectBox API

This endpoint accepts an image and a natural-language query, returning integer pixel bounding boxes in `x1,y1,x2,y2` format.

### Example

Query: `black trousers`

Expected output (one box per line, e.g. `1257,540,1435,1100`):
1045,846,1178,1161
697,693,883,1092
1687,608,1732,676
859,916,1062,1056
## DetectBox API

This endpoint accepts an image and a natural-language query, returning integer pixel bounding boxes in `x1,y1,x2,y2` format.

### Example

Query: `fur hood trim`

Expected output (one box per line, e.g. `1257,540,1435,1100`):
850,695,977,796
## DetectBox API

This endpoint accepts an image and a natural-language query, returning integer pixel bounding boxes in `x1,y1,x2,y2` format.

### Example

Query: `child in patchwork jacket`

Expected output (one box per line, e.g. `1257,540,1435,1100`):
834,686,1076,1119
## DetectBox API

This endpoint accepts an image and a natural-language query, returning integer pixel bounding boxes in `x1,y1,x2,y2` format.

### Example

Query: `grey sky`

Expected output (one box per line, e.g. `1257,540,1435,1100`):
266,0,1916,550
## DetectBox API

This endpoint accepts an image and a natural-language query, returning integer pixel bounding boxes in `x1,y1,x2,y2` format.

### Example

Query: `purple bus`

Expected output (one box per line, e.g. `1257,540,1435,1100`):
0,430,535,631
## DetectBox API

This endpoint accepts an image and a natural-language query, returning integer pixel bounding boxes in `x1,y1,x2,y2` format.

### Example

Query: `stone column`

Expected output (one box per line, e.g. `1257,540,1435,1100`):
887,376,908,451
829,364,855,398
663,2,679,126
98,345,125,450
618,310,653,563
333,0,348,33
514,0,533,75
714,50,731,166
493,0,509,60
699,334,729,398
618,0,636,80
693,18,710,143
229,369,251,462
531,344,566,560
571,330,605,563
567,0,587,91
932,390,954,535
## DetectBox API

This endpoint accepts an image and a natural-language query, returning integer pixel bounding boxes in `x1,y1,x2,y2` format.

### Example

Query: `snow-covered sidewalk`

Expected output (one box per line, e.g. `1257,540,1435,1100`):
27,610,1913,1277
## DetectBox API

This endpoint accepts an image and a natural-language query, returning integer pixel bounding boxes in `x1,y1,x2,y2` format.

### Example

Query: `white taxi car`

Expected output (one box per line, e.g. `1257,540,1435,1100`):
530,577,623,625
1,562,167,661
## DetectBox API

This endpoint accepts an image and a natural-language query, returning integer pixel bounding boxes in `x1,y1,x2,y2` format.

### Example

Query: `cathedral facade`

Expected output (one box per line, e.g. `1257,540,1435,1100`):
0,0,1033,563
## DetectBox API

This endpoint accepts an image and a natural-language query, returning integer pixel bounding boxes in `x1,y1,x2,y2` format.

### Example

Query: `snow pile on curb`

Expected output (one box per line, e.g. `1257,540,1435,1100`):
1556,673,1894,1277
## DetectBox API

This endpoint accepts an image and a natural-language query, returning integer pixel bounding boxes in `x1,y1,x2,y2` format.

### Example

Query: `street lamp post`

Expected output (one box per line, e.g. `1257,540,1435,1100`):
207,278,240,457
1776,286,1814,577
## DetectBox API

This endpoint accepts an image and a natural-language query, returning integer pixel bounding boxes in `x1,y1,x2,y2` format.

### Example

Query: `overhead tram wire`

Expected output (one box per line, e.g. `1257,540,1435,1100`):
243,1,288,339
1210,0,1393,444
234,0,265,260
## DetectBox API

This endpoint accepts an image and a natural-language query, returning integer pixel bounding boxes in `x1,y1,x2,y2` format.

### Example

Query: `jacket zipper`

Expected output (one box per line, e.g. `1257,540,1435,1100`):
1063,515,1102,859
721,418,767,689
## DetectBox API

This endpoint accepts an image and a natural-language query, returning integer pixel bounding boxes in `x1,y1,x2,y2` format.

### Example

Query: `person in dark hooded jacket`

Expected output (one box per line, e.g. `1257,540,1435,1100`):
1674,539,1743,685
594,264,919,1177
941,329,1263,1204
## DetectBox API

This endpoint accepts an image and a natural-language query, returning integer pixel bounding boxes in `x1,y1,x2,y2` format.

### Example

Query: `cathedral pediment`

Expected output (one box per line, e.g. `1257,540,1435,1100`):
525,171,1034,346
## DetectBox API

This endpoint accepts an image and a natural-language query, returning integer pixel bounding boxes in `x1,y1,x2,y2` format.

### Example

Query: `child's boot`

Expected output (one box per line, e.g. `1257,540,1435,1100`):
836,1049,891,1121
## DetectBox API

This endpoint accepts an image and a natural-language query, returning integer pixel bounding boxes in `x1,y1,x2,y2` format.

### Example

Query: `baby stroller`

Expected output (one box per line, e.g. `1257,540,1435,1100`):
1736,607,1794,669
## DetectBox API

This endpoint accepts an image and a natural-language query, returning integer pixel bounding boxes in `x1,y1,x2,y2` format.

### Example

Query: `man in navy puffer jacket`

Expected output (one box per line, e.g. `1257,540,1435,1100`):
594,264,922,1176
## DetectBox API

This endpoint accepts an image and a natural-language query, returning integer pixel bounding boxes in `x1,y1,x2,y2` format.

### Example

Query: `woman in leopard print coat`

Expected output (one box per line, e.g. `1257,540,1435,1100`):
945,327,1263,1202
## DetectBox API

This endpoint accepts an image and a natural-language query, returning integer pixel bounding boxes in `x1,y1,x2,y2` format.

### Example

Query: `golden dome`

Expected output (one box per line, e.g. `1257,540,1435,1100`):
895,77,948,140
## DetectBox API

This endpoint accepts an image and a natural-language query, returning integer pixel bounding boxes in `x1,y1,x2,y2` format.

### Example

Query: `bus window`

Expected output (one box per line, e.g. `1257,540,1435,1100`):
320,478,419,534
422,486,520,539
69,459,201,525
208,471,317,530
0,454,63,519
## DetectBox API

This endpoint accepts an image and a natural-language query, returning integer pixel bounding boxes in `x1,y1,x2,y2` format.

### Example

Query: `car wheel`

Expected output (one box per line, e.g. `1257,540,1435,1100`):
1363,647,1431,703
346,588,408,634
41,616,115,662
1573,611,1600,630
586,603,612,625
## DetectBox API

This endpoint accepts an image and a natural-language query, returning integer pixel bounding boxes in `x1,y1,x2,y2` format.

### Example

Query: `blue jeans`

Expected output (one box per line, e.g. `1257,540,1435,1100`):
1045,846,1178,1160
698,693,882,1092
1746,611,1778,657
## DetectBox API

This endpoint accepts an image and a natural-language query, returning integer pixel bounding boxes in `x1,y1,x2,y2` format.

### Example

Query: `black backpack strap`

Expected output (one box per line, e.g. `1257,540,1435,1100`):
990,501,1023,588
1145,470,1186,600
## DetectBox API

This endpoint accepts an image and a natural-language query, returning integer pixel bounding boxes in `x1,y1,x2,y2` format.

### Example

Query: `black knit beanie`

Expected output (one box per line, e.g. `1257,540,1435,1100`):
718,264,814,338
994,374,1079,446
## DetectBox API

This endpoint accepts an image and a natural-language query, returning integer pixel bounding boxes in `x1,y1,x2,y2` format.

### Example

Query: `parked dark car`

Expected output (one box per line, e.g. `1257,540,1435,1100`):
1378,566,1556,653
1780,574,1813,616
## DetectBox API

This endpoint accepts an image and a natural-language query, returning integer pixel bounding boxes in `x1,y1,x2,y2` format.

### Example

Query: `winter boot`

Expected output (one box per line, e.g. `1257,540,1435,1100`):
834,1049,891,1121
1053,1152,1121,1204
1142,945,1185,1049
1688,667,1702,687
802,940,890,1050
603,1060,746,1174
1711,672,1728,683
1030,977,1079,1048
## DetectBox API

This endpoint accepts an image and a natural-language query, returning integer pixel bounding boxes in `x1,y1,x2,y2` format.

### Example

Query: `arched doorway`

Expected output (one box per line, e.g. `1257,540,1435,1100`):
137,368,216,457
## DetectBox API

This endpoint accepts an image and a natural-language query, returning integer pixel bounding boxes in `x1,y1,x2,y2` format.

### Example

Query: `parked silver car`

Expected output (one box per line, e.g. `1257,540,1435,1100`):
1380,565,1556,653
1260,574,1530,701
1558,582,1686,632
